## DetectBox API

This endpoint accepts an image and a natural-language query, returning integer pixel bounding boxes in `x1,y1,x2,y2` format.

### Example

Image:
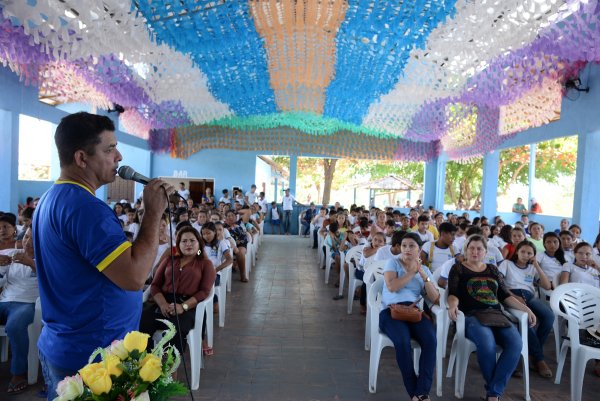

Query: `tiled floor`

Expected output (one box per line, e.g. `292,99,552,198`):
3,235,599,400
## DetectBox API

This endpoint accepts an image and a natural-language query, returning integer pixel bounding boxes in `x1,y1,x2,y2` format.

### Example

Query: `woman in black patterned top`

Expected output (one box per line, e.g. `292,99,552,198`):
447,234,535,401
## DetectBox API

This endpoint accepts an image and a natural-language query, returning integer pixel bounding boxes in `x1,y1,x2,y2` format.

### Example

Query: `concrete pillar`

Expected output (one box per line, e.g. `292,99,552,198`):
424,155,446,211
528,143,536,206
480,150,500,218
288,154,298,196
572,130,600,241
0,109,19,212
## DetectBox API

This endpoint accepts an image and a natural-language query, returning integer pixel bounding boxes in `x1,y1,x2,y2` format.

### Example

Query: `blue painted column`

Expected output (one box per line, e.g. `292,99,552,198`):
0,109,19,212
480,150,500,218
288,154,298,195
424,155,446,210
528,143,536,205
572,130,600,241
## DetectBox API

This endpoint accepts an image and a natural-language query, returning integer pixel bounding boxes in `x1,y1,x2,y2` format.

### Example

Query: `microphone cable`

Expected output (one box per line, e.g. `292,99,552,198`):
161,188,196,401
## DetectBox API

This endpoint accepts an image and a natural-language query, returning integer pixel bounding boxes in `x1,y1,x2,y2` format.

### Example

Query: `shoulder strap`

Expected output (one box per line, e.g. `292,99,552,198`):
449,245,455,257
428,242,435,267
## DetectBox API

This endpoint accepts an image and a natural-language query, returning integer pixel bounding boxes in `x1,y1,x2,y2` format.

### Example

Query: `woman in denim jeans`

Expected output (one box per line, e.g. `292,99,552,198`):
448,234,536,401
498,240,554,378
379,233,440,401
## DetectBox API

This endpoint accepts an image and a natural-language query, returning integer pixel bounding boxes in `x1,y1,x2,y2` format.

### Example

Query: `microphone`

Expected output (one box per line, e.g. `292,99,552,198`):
117,166,187,205
117,165,151,185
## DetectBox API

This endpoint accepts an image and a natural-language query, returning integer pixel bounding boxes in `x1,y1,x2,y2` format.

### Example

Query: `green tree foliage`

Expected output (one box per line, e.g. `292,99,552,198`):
444,136,577,208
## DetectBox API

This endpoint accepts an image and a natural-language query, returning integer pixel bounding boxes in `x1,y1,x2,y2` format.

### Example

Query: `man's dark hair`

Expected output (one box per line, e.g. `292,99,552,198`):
0,213,16,227
22,208,34,220
438,222,457,234
417,215,429,223
391,230,407,247
328,221,339,233
55,112,115,167
385,219,396,228
466,226,483,237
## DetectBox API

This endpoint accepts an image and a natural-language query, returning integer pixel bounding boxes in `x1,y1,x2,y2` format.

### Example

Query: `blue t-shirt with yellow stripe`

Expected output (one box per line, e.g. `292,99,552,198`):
33,181,141,371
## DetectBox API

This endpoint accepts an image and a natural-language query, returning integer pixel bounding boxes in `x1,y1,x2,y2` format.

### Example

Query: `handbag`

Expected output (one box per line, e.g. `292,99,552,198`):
470,308,513,328
390,297,423,322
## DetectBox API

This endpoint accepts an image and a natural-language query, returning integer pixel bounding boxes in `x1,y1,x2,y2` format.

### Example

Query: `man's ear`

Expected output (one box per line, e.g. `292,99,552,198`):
73,150,87,168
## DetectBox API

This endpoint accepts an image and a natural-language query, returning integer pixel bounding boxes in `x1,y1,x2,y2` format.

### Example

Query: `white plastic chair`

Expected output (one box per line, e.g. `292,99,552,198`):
538,275,562,361
143,287,214,390
215,264,232,327
449,305,530,401
337,249,347,298
0,297,42,384
550,283,600,401
324,243,334,284
346,245,364,314
244,236,252,281
363,260,387,351
432,268,450,357
367,277,444,396
317,231,325,269
298,212,304,236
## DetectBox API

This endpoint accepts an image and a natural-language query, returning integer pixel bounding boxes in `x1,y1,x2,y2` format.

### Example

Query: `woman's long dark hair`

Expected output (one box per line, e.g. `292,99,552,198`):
509,240,536,264
499,224,513,244
201,222,219,248
543,232,566,265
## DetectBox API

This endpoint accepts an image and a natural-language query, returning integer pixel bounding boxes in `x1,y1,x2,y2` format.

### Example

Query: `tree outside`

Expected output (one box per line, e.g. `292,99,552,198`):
268,135,576,214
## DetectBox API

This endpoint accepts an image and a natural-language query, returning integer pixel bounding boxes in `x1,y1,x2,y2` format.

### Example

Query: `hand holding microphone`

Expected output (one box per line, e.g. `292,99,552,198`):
117,166,176,215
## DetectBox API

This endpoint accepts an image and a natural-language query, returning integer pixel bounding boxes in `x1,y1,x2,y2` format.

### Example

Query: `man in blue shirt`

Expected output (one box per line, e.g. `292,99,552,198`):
32,112,175,400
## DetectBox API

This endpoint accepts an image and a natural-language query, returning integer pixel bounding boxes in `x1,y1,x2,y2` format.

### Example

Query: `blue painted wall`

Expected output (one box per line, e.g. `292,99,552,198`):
151,149,258,196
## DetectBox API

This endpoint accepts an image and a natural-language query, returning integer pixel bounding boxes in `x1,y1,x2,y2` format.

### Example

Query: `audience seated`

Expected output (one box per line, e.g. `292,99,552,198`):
140,226,216,358
0,225,38,394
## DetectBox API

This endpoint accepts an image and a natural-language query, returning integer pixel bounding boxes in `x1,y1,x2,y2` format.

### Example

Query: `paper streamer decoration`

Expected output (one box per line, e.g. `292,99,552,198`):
149,125,437,161
250,0,348,114
0,1,599,161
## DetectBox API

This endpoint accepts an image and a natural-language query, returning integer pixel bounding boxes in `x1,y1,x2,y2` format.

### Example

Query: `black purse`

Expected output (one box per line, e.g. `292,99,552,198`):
469,308,513,328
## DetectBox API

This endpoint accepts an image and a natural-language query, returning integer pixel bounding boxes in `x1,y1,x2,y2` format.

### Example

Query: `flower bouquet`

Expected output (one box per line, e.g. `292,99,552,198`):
54,320,188,401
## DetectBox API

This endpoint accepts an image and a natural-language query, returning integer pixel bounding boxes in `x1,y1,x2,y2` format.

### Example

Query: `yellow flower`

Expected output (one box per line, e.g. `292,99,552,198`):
79,362,112,395
139,354,162,383
104,354,123,377
123,331,149,353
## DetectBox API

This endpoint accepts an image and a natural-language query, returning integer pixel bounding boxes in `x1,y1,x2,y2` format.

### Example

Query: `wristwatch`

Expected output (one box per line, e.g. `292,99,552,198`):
182,303,189,312
424,276,431,282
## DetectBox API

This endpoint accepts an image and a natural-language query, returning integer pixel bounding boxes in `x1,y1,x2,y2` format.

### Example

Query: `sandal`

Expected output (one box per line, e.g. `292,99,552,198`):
332,294,344,300
536,360,552,378
415,395,430,401
7,379,28,395
202,346,214,356
240,278,249,283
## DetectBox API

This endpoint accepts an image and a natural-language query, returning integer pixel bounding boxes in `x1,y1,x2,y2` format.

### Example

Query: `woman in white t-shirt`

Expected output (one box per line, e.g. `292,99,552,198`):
560,242,600,288
536,232,566,284
0,227,38,394
498,240,553,378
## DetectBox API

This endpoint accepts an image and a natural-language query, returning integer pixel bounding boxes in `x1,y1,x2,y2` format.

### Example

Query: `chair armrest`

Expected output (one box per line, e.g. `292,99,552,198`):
506,308,528,328
455,310,465,339
142,287,151,303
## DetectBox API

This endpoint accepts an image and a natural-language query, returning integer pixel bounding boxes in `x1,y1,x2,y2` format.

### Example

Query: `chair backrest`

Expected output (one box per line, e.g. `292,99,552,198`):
552,272,562,289
431,267,447,308
368,277,385,337
550,283,600,334
345,245,363,265
363,260,387,287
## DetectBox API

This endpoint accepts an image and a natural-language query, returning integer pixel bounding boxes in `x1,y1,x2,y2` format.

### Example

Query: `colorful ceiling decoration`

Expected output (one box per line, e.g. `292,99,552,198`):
0,0,599,161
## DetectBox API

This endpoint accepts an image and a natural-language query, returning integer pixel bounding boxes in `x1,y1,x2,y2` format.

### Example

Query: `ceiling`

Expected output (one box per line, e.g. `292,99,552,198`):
0,0,598,160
